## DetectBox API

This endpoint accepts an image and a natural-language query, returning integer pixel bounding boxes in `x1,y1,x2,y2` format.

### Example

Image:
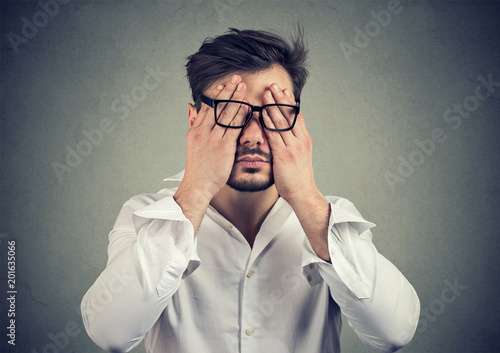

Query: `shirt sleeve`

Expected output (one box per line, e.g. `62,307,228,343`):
301,197,420,353
80,192,201,352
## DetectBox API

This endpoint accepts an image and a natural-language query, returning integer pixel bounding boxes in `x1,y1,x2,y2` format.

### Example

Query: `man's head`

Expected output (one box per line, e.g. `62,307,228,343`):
185,28,309,193
186,28,308,111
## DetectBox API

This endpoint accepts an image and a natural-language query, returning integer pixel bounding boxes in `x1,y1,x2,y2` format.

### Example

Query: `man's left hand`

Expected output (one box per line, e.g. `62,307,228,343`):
263,83,331,261
262,83,319,205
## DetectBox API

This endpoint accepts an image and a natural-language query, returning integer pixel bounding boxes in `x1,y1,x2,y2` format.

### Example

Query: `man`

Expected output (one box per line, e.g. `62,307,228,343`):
81,28,420,353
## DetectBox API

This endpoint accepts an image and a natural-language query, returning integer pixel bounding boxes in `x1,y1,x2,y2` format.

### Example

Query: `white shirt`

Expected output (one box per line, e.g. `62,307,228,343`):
81,174,420,353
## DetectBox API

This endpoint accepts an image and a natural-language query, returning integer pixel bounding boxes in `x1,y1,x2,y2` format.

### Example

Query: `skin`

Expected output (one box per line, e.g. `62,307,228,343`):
174,66,331,261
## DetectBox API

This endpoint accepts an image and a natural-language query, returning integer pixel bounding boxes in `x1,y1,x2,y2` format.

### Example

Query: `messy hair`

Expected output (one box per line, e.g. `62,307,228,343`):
186,27,309,110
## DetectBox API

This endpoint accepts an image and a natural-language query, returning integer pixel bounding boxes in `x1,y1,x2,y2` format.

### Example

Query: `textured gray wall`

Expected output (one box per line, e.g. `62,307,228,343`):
1,0,499,352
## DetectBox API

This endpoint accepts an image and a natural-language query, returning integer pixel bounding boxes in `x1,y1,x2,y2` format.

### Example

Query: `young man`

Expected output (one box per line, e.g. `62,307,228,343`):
81,29,420,353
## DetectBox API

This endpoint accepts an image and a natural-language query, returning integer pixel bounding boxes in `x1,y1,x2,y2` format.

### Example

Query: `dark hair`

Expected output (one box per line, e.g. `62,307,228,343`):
186,27,309,110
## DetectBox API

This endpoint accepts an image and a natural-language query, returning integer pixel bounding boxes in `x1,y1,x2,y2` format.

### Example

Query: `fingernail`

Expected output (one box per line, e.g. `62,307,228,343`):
284,89,291,97
231,75,238,83
216,84,224,90
237,83,243,91
272,84,280,93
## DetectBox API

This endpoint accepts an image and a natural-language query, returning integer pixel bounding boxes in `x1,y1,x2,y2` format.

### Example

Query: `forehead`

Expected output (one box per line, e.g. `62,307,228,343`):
206,65,294,104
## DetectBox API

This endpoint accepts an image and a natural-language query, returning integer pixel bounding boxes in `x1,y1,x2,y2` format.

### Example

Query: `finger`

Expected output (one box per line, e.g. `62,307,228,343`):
262,90,296,141
286,112,308,144
269,84,300,127
265,86,298,133
190,102,210,130
192,84,224,130
282,88,297,105
215,74,242,100
211,75,245,130
295,111,307,133
221,101,251,140
228,95,250,128
262,109,286,148
215,82,248,128
194,74,242,131
270,83,292,104
281,87,303,135
270,84,299,112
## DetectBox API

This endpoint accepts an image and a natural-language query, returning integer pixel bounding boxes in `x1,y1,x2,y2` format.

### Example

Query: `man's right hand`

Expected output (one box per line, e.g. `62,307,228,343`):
174,75,248,234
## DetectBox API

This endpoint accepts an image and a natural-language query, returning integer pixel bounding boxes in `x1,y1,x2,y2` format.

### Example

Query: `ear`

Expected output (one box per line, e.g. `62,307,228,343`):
187,103,198,128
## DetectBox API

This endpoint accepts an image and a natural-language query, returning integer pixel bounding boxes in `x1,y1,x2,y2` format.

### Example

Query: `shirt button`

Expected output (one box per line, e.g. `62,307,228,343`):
309,263,315,270
246,270,254,278
245,328,254,336
307,274,312,282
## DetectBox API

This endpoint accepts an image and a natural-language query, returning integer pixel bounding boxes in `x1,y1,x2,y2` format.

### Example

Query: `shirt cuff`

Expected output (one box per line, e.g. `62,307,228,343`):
163,169,185,182
133,195,189,222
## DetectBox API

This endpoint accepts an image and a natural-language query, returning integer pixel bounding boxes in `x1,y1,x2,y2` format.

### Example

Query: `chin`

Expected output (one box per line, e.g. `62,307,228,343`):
226,170,275,193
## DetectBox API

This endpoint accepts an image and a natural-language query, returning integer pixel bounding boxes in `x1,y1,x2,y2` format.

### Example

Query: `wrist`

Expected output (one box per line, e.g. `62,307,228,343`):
288,187,331,262
288,188,329,223
174,180,214,210
286,185,325,209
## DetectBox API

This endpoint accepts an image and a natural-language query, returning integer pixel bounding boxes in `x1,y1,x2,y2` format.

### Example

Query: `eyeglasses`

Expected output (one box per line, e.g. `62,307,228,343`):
197,93,300,131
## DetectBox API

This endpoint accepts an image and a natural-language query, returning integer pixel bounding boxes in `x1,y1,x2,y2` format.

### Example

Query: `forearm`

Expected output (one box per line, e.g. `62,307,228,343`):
288,188,331,261
173,182,213,236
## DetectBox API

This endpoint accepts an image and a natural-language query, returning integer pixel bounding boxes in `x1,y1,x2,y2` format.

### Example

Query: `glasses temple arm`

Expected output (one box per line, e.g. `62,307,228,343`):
196,93,215,108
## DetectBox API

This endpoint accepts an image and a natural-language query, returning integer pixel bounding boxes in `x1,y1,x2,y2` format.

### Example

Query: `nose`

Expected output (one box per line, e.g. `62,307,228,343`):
238,112,266,147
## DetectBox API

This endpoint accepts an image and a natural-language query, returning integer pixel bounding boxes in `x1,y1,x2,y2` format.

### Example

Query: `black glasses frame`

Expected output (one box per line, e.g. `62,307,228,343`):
196,93,300,131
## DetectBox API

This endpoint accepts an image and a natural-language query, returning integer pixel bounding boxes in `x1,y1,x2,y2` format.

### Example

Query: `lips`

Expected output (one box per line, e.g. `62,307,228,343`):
237,156,267,163
236,155,269,168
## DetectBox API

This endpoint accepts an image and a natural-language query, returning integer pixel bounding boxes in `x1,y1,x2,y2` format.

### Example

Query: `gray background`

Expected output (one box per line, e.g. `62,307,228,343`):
1,0,499,352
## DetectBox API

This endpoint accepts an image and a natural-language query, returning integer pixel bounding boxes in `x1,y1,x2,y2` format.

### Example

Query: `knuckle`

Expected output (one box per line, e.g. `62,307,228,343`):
199,105,211,115
220,110,232,121
232,92,244,101
214,139,228,151
284,151,294,161
213,139,222,149
189,132,202,144
277,118,288,128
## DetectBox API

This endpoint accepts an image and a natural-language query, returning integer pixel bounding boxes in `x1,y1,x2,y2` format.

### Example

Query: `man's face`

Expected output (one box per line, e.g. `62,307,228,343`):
208,66,295,193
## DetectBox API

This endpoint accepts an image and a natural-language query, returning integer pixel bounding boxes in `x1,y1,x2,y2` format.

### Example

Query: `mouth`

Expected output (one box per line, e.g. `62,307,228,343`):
236,155,269,169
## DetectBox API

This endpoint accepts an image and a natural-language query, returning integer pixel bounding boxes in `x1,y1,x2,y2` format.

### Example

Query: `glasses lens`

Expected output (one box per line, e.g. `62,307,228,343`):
215,101,250,128
262,105,298,131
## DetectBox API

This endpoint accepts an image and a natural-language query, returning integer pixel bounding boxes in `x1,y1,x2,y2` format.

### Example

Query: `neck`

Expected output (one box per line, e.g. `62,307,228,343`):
210,185,279,247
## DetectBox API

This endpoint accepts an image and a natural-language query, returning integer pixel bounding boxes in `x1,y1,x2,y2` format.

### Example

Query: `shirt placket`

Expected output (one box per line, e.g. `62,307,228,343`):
240,262,259,353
